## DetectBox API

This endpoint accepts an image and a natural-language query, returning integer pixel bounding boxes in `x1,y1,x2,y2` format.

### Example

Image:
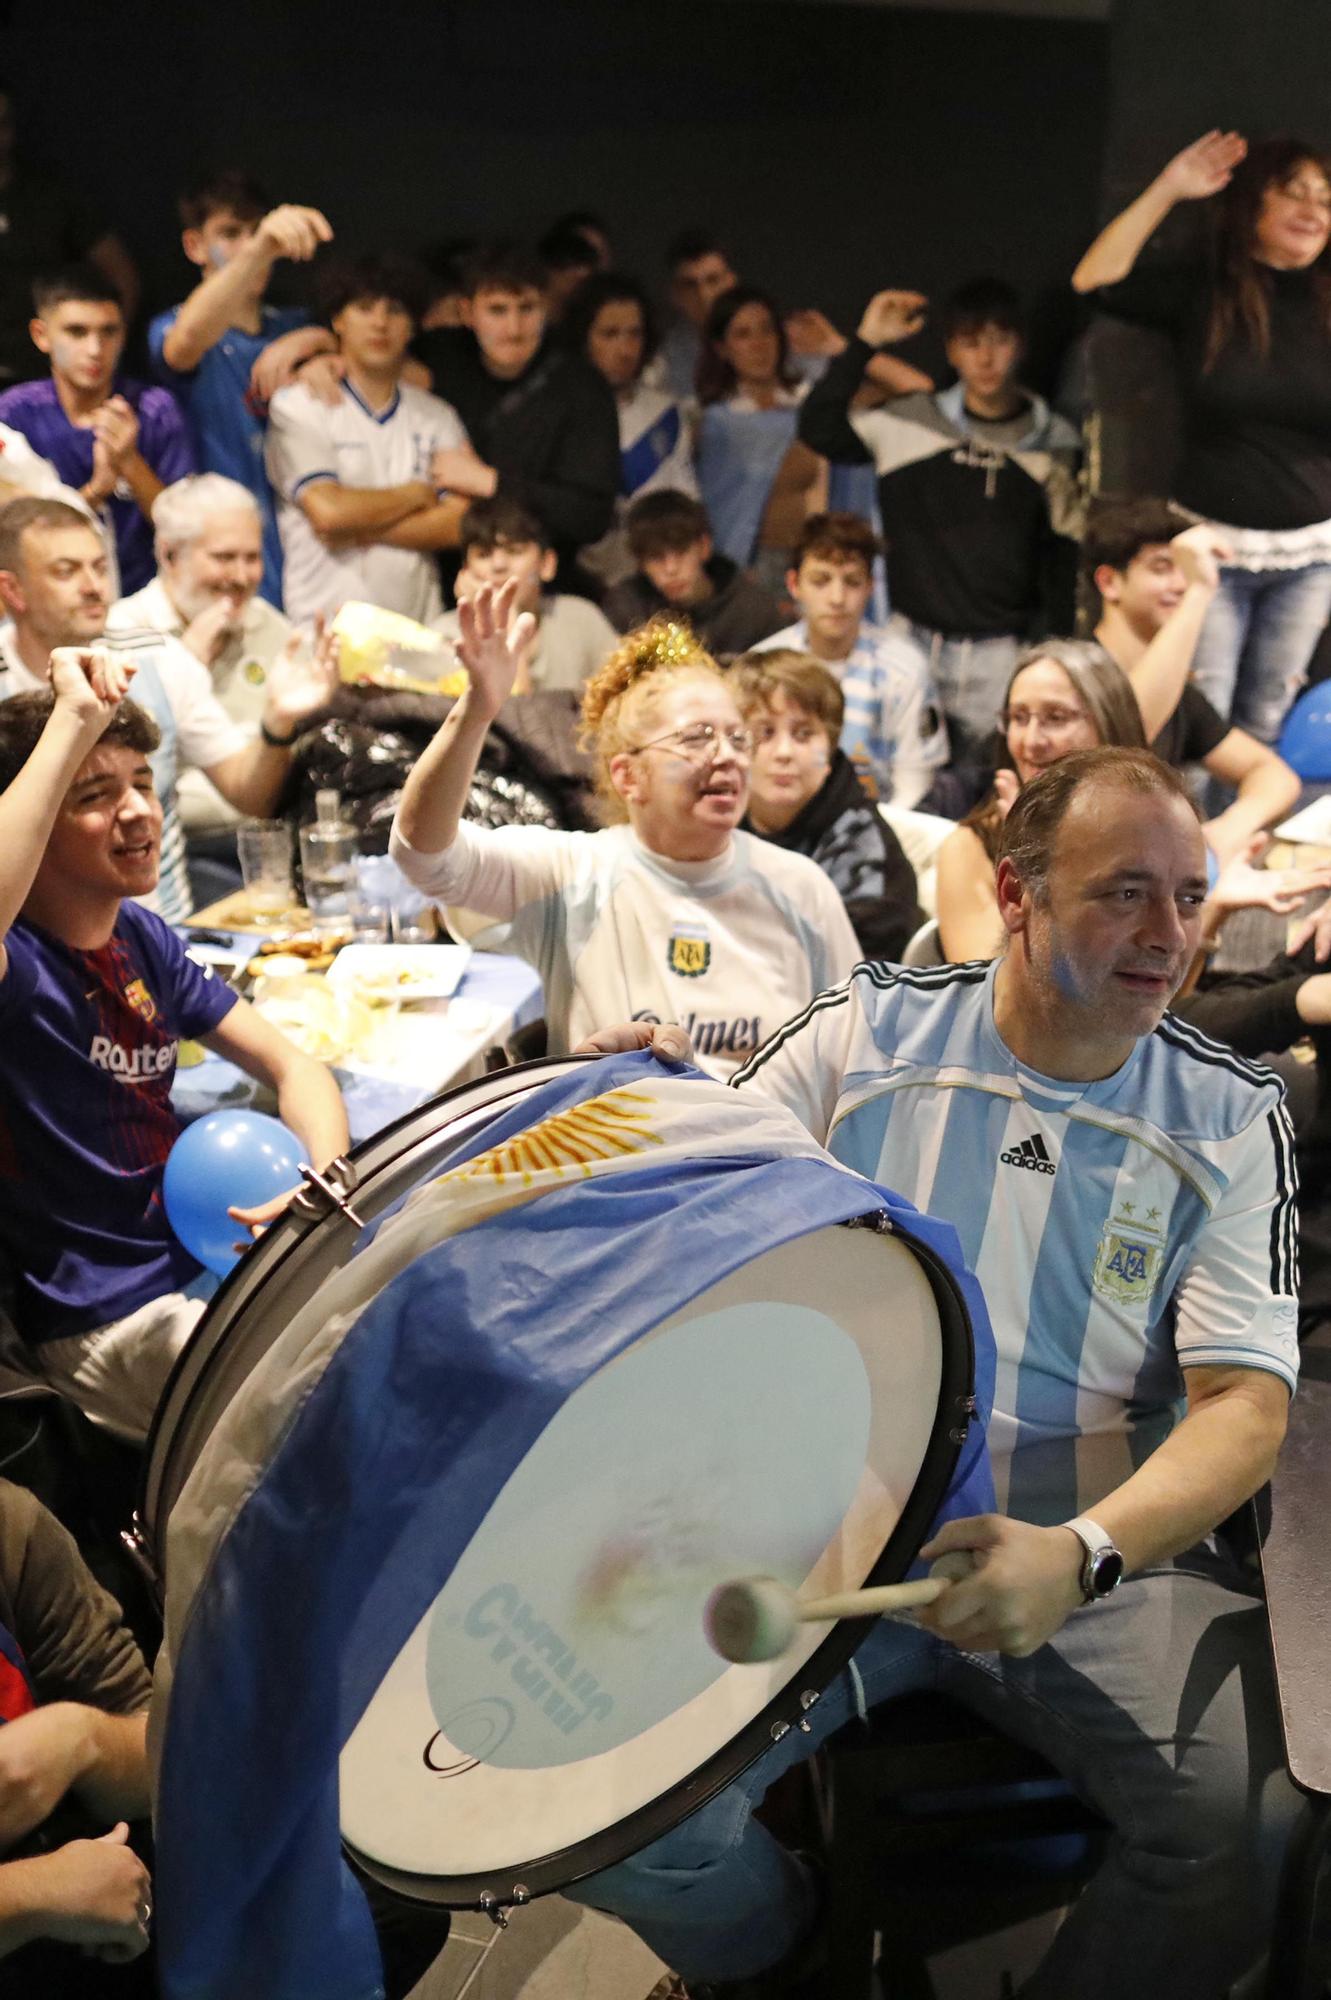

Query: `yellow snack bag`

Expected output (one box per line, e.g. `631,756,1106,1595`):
330,601,467,698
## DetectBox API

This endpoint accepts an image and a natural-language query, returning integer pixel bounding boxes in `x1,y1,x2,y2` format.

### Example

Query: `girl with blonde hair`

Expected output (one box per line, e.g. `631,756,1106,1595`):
391,582,857,1075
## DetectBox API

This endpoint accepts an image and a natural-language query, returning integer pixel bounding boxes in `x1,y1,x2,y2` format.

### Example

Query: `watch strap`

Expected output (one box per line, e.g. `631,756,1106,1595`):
1062,1514,1122,1601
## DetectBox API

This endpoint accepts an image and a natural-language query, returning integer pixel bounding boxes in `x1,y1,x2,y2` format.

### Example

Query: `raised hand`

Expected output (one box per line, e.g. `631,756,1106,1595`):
1209,835,1331,918
181,595,242,667
255,204,333,265
785,308,846,359
49,647,135,727
1170,522,1234,593
263,617,340,737
89,397,139,472
993,769,1021,819
1158,129,1247,203
1287,889,1331,962
857,289,929,348
456,579,537,718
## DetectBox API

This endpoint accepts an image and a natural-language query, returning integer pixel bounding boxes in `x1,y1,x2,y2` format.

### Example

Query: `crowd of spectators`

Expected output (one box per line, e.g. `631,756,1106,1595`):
3,82,1331,1993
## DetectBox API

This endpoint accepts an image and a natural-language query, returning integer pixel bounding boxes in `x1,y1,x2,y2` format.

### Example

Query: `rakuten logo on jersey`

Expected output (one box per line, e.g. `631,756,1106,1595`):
89,1036,176,1083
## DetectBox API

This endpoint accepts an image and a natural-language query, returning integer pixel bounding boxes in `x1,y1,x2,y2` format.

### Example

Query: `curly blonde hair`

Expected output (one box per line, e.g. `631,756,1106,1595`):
579,618,727,821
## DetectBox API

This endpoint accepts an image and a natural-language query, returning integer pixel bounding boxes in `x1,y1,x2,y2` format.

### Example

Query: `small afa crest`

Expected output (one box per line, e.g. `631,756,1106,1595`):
667,923,710,979
242,658,267,686
1092,1200,1165,1310
123,978,158,1024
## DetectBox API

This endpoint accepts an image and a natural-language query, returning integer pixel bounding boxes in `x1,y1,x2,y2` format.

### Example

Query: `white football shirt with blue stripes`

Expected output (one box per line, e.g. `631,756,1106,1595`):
752,617,949,809
735,959,1300,1526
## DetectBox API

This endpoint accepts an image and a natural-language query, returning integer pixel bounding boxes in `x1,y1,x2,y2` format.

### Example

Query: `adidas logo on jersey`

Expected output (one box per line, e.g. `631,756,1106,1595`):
1000,1134,1056,1175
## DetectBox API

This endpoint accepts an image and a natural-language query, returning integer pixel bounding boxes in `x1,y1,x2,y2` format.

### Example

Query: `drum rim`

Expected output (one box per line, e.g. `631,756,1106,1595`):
145,1056,977,1910
140,1055,600,1544
344,1220,976,1910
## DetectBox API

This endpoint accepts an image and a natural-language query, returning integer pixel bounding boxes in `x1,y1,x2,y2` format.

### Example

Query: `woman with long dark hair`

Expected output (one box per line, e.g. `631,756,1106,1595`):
695,284,826,596
1074,131,1331,748
563,270,697,589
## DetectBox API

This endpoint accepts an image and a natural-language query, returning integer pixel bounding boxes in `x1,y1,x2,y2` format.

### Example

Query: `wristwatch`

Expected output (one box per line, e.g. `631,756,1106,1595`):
1062,1515,1125,1603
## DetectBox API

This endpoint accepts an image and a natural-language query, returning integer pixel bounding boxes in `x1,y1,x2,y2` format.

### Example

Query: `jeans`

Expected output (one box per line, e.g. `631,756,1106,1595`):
567,1545,1299,1996
889,617,1020,765
1191,562,1331,744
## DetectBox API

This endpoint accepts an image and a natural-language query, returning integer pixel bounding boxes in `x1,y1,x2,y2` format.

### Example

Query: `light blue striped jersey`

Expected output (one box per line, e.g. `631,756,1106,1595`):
735,959,1299,1524
753,617,949,809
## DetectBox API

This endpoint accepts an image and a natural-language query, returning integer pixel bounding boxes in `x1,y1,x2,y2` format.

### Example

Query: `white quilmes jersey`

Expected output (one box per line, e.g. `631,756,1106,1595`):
389,820,861,1079
753,619,948,810
735,958,1299,1524
266,379,468,624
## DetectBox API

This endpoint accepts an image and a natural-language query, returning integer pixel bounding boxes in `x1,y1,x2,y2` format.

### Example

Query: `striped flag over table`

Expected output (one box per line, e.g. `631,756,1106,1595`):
153,1050,995,2000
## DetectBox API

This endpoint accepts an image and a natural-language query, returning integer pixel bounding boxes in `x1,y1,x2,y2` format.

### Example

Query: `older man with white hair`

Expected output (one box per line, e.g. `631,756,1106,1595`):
106,474,296,840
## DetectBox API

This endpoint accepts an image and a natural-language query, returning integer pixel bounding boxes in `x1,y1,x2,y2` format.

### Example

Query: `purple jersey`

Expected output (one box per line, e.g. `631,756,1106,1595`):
0,375,195,592
0,903,236,1344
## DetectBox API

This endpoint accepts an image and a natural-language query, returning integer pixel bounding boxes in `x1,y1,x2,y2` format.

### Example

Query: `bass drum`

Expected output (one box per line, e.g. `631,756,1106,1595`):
143,1055,979,1912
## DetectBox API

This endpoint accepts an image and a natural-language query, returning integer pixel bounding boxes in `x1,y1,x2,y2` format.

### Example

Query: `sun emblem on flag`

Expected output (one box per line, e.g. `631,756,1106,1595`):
1092,1200,1165,1310
123,978,158,1024
667,925,710,978
447,1088,662,1187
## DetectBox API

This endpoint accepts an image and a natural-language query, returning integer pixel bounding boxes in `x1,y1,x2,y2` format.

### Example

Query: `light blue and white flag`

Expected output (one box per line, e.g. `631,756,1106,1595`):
154,1051,995,1999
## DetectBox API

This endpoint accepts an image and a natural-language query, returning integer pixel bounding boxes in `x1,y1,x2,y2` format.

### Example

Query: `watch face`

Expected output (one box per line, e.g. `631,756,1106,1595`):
1088,1548,1125,1597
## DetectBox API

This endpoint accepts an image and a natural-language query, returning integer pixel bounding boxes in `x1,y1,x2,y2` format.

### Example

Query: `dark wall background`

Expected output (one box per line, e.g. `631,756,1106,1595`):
4,0,1108,391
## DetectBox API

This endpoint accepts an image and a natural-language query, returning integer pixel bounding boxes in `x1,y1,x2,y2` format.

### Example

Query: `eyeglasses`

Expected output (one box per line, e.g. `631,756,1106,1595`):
999,705,1089,733
628,723,753,763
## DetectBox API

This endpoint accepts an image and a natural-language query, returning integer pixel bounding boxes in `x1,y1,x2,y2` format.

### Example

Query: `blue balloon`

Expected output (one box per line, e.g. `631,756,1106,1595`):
1278,680,1331,780
163,1111,305,1277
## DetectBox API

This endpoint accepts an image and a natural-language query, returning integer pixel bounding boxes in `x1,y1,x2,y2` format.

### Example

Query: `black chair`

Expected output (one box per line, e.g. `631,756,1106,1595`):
818,1691,1106,1999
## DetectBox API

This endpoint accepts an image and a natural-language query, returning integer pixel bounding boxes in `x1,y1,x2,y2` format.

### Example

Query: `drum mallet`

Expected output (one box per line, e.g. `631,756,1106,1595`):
704,1553,975,1665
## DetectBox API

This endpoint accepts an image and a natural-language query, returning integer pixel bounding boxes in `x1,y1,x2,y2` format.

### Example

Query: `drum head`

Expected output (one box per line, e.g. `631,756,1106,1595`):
147,1058,974,1910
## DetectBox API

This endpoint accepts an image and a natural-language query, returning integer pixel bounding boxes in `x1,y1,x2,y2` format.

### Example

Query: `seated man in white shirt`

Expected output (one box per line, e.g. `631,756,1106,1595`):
434,496,616,695
0,496,335,923
106,474,295,851
266,254,474,625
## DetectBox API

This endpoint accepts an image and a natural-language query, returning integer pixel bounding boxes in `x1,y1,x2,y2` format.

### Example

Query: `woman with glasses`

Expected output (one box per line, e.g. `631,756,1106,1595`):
934,640,1326,964
1074,131,1331,748
390,582,859,1077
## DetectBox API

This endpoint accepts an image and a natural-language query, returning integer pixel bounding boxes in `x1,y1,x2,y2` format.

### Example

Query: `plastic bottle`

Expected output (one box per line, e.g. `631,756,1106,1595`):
299,789,360,938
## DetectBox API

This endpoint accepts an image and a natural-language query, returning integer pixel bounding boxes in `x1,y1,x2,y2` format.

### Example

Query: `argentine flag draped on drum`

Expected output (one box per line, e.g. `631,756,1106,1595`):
152,1051,995,2000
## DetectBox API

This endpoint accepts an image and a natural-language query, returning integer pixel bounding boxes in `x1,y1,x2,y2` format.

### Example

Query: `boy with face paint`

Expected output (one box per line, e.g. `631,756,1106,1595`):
150,169,335,606
735,647,920,959
0,267,194,594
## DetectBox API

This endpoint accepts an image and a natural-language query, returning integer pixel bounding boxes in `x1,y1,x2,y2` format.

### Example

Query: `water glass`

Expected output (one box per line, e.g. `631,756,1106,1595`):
390,897,438,945
236,820,294,920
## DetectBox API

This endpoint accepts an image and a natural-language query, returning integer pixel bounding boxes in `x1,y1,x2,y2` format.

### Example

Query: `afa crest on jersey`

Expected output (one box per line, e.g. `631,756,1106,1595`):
667,924,710,979
123,978,159,1024
1092,1201,1165,1310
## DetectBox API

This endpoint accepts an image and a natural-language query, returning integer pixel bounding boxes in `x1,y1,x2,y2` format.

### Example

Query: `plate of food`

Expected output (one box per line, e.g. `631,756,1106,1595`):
326,943,472,1004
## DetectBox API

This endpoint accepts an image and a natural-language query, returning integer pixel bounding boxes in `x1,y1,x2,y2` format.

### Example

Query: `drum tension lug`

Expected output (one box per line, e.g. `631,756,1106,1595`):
843,1210,893,1234
293,1156,366,1230
119,1516,159,1592
478,1888,528,1929
949,1393,980,1446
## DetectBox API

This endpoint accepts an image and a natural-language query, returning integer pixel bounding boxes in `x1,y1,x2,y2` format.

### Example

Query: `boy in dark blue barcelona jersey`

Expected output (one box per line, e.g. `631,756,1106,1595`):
0,646,348,1441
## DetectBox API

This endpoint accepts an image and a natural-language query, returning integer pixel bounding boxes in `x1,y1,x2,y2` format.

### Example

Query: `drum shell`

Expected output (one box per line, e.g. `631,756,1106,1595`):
145,1057,980,1908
